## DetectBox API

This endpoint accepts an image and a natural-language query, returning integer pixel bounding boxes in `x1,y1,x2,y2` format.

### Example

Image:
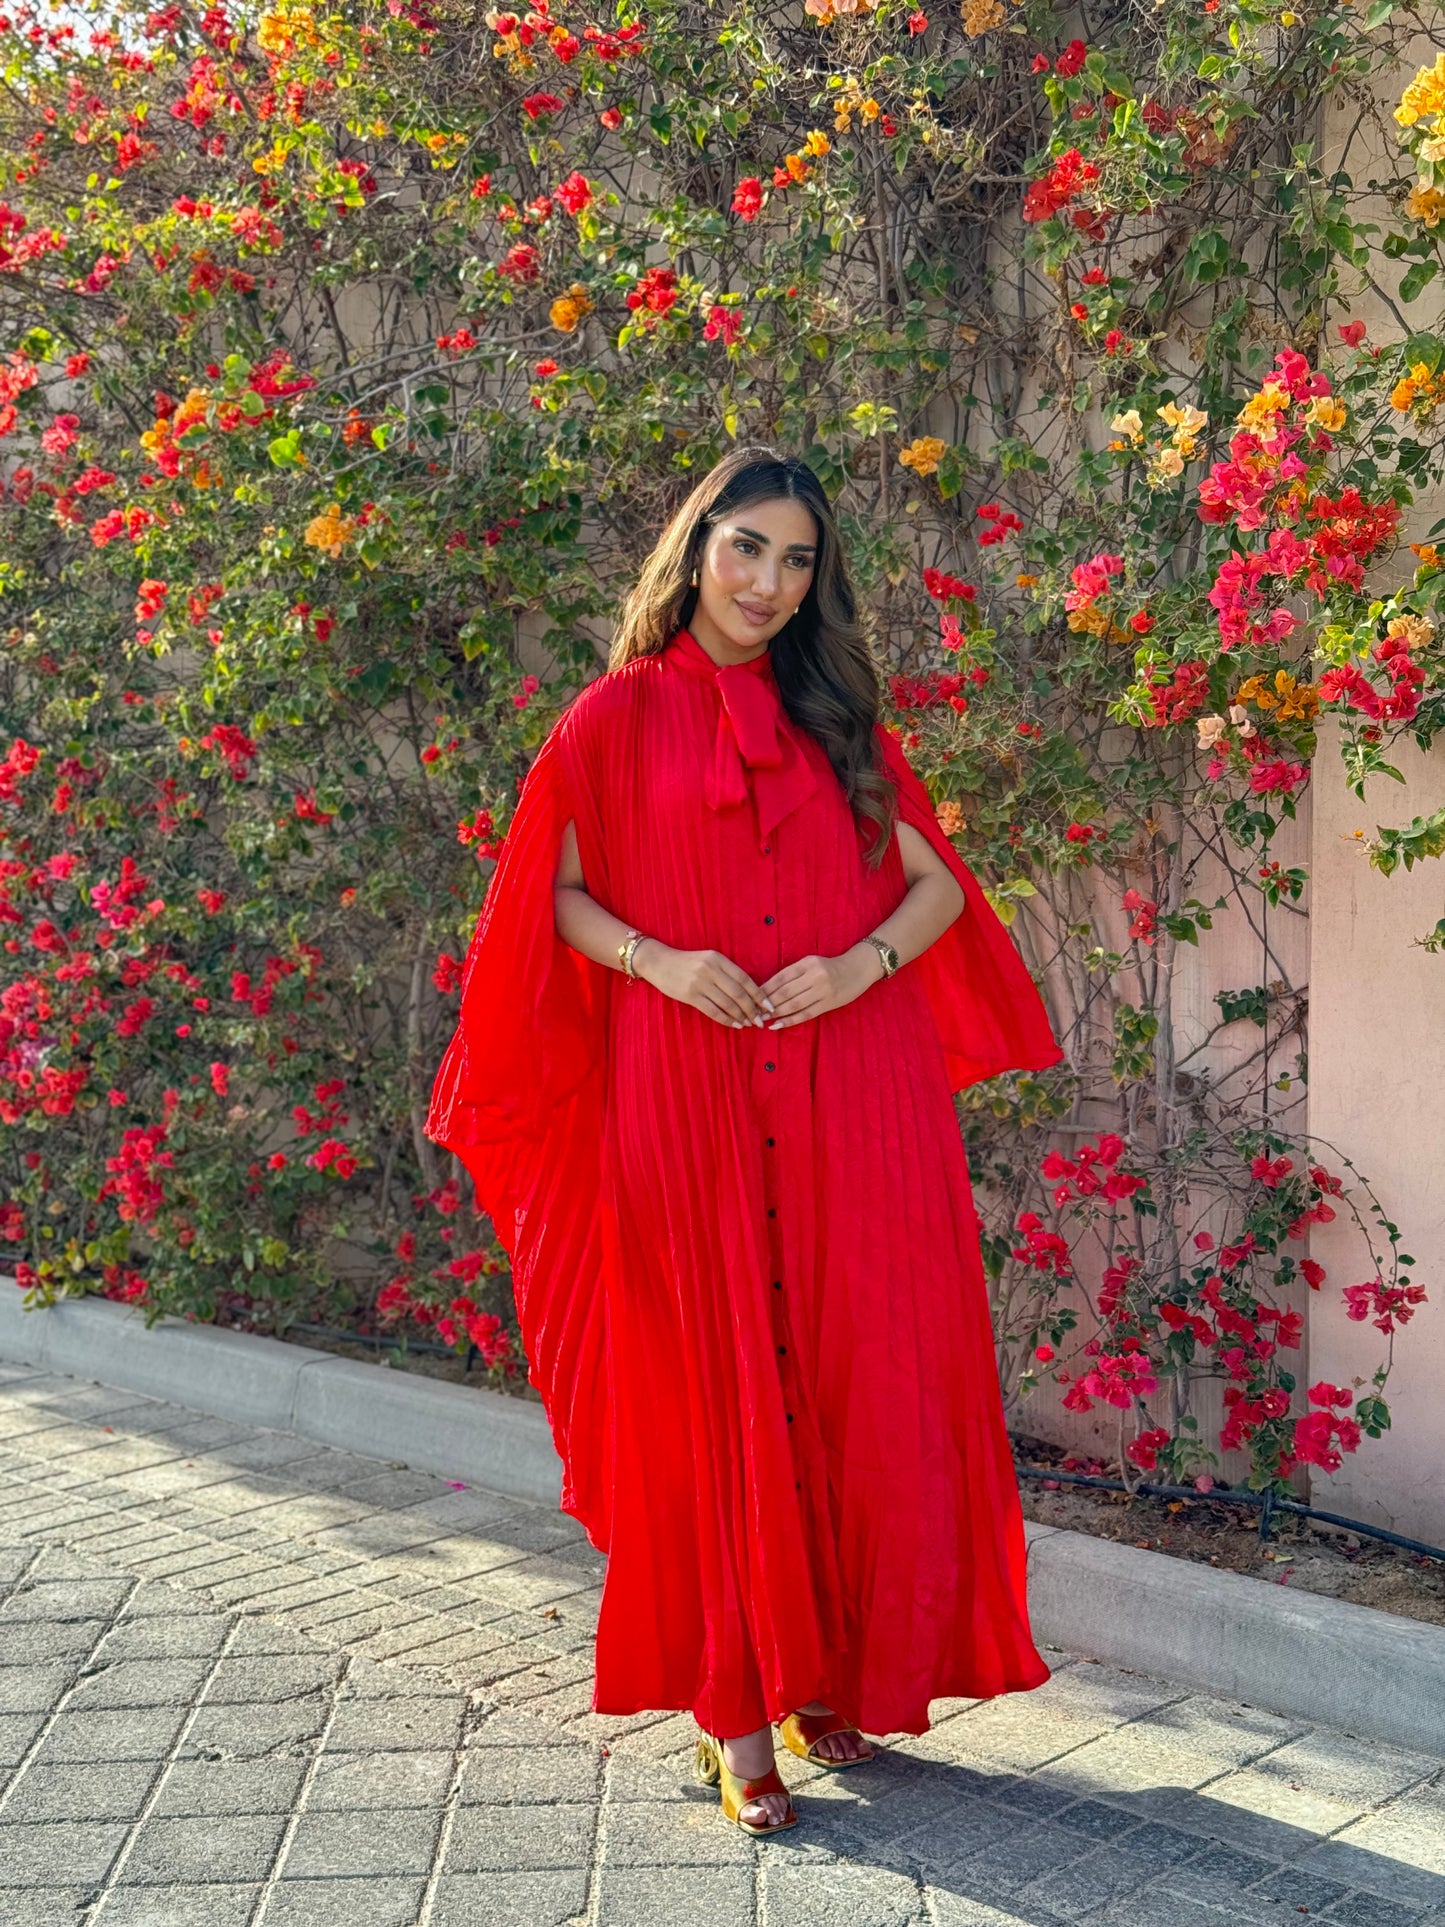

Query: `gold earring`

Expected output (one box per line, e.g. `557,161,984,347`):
690,569,699,586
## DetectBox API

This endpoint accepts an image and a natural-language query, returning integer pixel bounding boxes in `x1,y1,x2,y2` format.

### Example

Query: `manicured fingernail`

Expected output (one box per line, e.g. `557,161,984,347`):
762,1000,775,1013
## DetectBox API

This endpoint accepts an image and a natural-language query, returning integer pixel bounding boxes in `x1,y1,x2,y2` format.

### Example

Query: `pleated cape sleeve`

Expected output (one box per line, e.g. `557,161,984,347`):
424,714,614,1552
874,723,1064,1091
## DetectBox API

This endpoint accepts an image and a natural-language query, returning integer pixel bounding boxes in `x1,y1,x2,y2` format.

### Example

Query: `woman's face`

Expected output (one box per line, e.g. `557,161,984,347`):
692,494,818,657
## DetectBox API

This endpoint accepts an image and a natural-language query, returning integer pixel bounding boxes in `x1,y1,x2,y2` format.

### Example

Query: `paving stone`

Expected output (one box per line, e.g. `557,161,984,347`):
260,1877,428,1925
429,1869,591,1927
305,1746,455,1810
1019,1843,1160,1920
1156,1842,1282,1902
0,1817,128,1883
0,1618,112,1662
323,1693,463,1753
0,1661,81,1713
33,1709,187,1765
601,1798,755,1867
0,1885,102,1925
177,1701,329,1760
280,1806,442,1879
1,1759,160,1823
763,1858,926,1926
149,1755,310,1817
1324,1899,1433,1927
101,1616,232,1661
2,1578,132,1622
945,1820,1090,1892
1295,1837,1445,1912
928,1896,1069,1927
458,1740,598,1804
204,1655,339,1704
66,1658,215,1712
1053,1796,1139,1841
95,1885,260,1927
594,1862,753,1925
1249,1862,1351,1912
122,1811,290,1884
445,1800,596,1872
0,1711,45,1766
1254,1732,1439,1808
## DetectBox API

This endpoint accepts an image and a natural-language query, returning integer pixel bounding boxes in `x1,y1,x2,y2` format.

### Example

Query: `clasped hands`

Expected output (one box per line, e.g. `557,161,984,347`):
631,939,885,1032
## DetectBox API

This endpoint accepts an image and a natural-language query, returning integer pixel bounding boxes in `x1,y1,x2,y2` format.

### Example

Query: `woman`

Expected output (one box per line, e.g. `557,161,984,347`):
426,447,1063,1835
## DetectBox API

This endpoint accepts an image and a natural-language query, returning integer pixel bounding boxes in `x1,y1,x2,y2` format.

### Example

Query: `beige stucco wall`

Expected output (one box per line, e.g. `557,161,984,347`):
1308,726,1445,1545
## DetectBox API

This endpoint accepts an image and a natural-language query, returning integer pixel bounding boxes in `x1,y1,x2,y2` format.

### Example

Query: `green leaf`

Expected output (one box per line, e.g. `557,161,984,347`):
1399,260,1439,305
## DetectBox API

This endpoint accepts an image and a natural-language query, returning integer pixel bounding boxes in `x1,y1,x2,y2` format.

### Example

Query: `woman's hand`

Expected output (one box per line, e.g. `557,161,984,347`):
760,944,883,1031
634,941,773,1028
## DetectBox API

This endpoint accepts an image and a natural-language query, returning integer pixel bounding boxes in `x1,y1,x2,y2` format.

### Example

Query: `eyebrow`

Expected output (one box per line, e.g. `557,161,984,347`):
732,524,817,553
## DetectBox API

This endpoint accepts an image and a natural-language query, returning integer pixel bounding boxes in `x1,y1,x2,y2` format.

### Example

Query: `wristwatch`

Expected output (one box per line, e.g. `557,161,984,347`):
862,935,900,979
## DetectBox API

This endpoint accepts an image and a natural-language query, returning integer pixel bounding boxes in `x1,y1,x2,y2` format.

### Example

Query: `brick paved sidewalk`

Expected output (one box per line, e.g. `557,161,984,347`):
0,1357,1441,1927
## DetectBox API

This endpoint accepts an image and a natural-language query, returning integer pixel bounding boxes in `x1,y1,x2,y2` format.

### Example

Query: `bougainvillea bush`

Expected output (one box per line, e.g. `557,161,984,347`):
1,0,1441,1491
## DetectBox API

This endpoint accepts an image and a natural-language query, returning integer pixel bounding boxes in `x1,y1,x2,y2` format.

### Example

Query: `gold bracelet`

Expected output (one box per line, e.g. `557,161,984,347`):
617,930,647,981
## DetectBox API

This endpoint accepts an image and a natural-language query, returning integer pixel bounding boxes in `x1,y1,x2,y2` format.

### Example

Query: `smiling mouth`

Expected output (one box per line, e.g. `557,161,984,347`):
737,603,774,622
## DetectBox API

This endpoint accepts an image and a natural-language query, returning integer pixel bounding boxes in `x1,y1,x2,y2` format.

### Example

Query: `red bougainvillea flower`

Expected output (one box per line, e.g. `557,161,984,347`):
198,723,257,779
976,502,1023,545
1125,1426,1171,1471
731,177,763,221
433,951,463,994
1011,1211,1073,1276
497,244,540,283
625,265,679,319
922,567,975,602
1055,38,1088,74
554,170,593,214
1342,1276,1428,1333
520,92,566,119
1122,887,1157,943
1023,147,1099,224
701,304,745,347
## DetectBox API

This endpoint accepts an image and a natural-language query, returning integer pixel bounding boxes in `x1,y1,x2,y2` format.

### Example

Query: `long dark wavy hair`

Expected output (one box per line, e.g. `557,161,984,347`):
610,446,897,863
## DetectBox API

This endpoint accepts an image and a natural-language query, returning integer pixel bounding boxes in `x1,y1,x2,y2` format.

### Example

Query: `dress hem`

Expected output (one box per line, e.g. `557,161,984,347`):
589,1656,1054,1739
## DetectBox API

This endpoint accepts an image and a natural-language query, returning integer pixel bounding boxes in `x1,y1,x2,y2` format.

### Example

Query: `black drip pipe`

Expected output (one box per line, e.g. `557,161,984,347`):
1015,1462,1445,1564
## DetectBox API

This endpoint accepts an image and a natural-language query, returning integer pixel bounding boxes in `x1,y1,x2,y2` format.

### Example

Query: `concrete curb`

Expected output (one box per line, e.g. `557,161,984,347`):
0,1285,563,1509
3,1285,1443,1756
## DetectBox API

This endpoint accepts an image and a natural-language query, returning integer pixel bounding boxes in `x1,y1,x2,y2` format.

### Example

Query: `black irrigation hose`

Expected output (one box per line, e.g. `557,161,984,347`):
282,1320,482,1368
1014,1462,1445,1564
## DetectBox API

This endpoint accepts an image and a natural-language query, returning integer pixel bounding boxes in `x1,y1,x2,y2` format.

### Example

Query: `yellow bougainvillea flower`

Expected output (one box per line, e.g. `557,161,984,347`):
801,129,831,157
1235,670,1319,723
1396,53,1445,128
1110,409,1144,439
898,436,946,476
1236,379,1289,430
1306,396,1348,431
1196,713,1228,749
1390,362,1445,414
1412,542,1442,567
935,799,967,836
1387,612,1436,649
549,283,593,332
962,0,1006,33
304,504,357,558
1406,184,1445,227
1158,402,1207,438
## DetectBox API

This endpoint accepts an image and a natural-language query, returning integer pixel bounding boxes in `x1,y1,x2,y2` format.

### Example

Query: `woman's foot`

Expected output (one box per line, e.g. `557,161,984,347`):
719,1724,792,1829
792,1700,873,1763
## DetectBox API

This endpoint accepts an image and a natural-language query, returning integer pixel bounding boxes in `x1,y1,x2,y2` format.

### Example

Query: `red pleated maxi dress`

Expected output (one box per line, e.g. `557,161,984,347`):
426,626,1064,1738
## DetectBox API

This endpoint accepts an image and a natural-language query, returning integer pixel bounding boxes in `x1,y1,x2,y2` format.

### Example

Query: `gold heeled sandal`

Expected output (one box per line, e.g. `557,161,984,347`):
778,1707,875,1770
694,1729,799,1835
